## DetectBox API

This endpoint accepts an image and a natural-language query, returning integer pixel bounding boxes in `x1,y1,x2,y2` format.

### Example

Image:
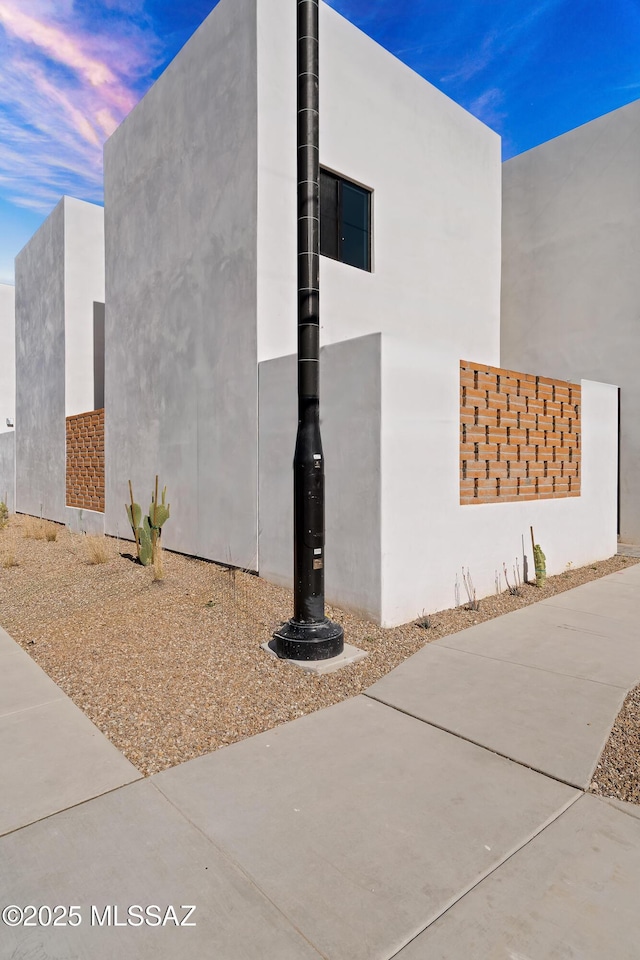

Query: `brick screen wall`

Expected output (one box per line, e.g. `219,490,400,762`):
460,361,581,505
66,409,105,512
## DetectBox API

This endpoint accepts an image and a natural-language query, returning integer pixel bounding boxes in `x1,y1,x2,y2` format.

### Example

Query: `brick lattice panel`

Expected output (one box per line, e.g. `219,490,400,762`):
460,362,581,504
66,409,105,513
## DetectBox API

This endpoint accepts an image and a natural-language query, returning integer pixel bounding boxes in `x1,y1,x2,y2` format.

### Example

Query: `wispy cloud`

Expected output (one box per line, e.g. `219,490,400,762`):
467,87,507,131
440,0,562,86
0,0,161,213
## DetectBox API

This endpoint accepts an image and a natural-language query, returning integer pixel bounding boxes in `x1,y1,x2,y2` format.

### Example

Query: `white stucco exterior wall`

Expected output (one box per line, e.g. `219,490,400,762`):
103,0,258,568
0,283,15,430
259,327,618,624
92,0,617,625
15,197,104,524
501,99,640,543
255,0,508,624
259,334,382,622
380,367,618,625
256,0,502,363
0,283,16,511
0,433,14,511
15,201,66,522
64,198,105,417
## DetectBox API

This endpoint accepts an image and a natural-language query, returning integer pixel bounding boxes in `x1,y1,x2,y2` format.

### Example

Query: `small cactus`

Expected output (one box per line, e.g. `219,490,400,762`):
533,543,546,587
126,476,170,567
138,517,153,566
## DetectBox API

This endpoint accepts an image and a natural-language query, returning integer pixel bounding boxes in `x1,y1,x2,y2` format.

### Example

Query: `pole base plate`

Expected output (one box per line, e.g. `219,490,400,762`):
272,618,344,661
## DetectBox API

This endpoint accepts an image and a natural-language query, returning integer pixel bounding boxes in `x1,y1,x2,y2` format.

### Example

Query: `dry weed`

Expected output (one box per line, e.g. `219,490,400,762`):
1,552,17,569
85,535,110,565
23,517,45,540
23,517,59,541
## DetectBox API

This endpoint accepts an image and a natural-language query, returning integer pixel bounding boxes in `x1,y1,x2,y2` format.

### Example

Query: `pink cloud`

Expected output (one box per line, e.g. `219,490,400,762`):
0,0,160,213
0,2,117,85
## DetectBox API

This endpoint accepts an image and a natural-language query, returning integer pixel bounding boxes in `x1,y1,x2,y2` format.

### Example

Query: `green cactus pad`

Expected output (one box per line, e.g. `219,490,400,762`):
149,503,170,529
126,501,142,532
138,525,152,566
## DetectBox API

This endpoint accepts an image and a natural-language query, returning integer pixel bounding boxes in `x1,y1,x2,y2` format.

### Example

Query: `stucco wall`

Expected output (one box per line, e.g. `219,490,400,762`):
501,99,640,543
261,331,616,626
254,0,504,623
0,283,15,430
103,0,258,567
64,199,105,417
256,0,502,364
380,360,617,626
0,432,14,512
259,334,381,622
15,198,104,525
15,201,66,522
0,282,15,509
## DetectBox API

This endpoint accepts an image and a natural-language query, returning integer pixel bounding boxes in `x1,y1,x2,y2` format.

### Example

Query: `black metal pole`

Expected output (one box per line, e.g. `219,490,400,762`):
272,0,344,661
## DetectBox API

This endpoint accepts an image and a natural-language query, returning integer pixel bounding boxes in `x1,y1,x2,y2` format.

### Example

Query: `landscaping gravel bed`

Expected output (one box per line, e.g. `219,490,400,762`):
0,513,638,797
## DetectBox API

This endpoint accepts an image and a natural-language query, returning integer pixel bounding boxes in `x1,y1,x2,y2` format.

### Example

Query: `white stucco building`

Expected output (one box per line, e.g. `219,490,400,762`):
15,196,105,531
0,283,15,510
502,98,640,547
101,0,618,625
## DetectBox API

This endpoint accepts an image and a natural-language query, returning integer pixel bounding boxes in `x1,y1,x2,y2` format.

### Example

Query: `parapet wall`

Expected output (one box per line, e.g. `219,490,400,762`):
460,361,581,504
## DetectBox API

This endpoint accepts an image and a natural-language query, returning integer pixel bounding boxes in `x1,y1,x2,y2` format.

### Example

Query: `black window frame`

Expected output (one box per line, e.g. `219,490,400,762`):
320,168,372,272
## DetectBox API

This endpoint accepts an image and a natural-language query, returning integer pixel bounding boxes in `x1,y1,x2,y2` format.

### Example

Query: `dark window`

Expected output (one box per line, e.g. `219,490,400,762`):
320,169,371,271
93,301,105,410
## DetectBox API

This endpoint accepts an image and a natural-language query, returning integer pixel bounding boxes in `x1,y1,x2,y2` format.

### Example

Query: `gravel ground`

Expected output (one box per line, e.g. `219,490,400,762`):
0,513,638,798
590,687,640,804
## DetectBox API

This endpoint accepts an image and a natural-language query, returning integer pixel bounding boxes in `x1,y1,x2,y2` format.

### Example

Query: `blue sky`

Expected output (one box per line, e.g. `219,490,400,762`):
1,0,639,283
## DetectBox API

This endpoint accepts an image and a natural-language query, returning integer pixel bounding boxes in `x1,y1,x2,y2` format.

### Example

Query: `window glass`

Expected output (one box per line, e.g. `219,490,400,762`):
341,223,369,271
320,170,339,261
341,183,370,270
319,169,371,272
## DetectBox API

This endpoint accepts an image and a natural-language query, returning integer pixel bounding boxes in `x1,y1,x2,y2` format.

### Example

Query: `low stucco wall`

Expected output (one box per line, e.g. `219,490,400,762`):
260,333,617,626
380,356,618,626
258,334,382,623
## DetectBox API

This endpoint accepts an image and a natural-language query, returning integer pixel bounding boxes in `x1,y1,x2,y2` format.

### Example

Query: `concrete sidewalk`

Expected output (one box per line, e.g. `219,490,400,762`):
1,564,640,958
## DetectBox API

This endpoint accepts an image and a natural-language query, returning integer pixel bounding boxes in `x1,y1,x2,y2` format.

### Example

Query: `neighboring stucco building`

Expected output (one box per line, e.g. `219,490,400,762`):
0,283,15,510
103,0,618,625
15,196,105,531
501,98,640,545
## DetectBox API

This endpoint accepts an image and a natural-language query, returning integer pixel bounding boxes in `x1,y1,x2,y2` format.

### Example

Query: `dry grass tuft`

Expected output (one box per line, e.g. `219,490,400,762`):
23,517,59,541
23,517,45,540
85,535,110,565
152,542,164,581
1,552,18,569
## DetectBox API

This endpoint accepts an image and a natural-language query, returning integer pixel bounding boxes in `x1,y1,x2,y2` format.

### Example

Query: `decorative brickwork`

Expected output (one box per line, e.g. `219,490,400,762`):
460,362,581,505
66,409,105,512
